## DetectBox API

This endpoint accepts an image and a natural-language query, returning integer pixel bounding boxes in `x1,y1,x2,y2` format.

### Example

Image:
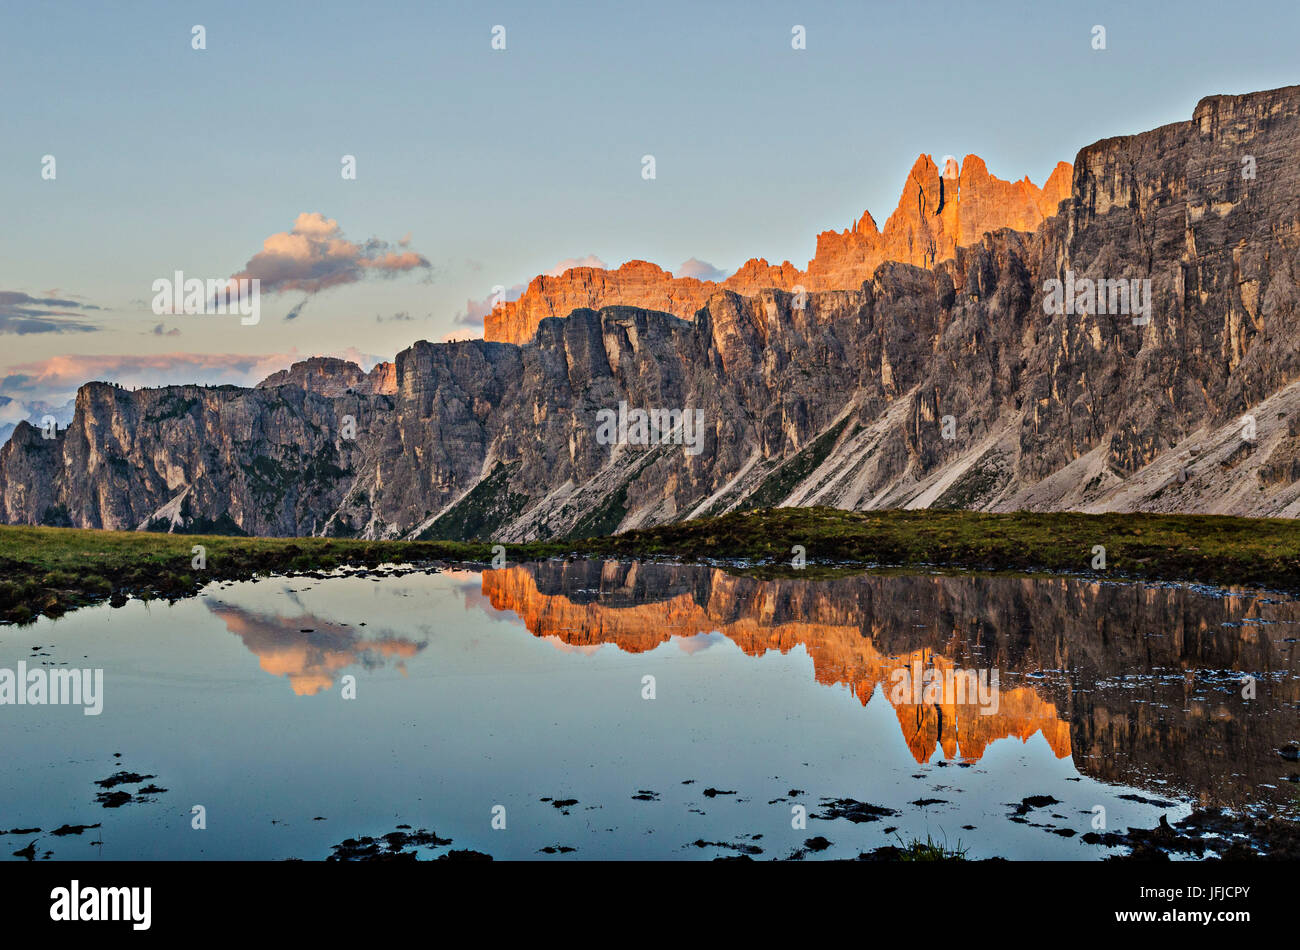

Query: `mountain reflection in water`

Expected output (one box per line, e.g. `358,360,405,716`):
474,562,1300,810
198,561,1300,813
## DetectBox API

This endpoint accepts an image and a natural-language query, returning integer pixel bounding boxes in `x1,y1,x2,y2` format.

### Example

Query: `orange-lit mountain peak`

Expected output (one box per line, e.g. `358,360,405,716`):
484,153,1073,344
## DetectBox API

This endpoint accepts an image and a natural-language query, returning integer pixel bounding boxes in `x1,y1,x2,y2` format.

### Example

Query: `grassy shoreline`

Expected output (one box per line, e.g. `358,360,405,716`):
2,506,1299,624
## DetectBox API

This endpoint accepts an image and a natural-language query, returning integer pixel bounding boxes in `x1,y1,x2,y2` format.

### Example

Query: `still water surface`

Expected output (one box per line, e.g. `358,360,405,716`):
2,561,1297,860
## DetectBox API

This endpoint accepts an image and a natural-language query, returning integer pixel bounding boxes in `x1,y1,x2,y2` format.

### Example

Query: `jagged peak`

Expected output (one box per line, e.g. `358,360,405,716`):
854,208,880,236
959,153,988,177
484,149,1073,344
907,153,940,177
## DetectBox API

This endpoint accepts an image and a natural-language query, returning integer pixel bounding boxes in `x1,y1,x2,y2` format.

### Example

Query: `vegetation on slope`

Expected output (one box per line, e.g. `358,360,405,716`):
2,506,1299,625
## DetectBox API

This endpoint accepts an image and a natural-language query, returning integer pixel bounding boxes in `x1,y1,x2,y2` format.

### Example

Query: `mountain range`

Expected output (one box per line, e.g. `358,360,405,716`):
2,84,1299,538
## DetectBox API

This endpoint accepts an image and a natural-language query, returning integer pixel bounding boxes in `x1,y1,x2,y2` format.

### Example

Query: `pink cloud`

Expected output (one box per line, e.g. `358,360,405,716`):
454,282,525,329
544,255,608,277
674,257,727,282
226,213,430,296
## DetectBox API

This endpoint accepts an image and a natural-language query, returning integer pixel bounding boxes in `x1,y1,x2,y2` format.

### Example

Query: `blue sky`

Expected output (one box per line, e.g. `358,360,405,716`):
1,0,1297,409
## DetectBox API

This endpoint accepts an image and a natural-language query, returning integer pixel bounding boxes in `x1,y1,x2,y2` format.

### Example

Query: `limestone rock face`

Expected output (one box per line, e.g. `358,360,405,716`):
359,361,398,395
257,357,366,397
256,357,398,397
485,155,1073,344
485,261,714,347
4,85,1300,534
0,380,387,535
806,155,1071,290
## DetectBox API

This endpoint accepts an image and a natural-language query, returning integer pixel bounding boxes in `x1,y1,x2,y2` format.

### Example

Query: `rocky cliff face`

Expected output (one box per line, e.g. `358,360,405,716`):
3,85,1300,534
256,357,397,396
0,379,398,535
484,155,1072,345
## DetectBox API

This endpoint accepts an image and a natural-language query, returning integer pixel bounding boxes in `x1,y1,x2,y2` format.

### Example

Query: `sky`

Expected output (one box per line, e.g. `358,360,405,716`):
1,0,1298,414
